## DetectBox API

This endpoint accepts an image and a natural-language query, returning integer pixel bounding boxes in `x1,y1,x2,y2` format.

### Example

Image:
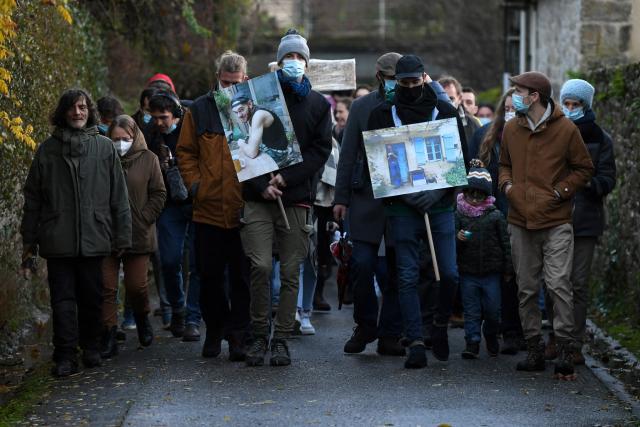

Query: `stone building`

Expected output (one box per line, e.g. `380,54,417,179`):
504,0,640,91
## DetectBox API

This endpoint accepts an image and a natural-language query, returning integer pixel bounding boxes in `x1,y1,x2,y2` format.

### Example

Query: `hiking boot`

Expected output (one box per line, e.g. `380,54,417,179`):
516,336,546,371
99,326,118,359
82,350,102,368
228,333,246,362
135,313,154,347
485,335,499,357
51,359,79,378
462,341,480,359
202,331,222,358
377,336,406,356
573,350,585,366
182,324,201,342
270,338,291,366
343,326,377,354
500,333,519,355
554,340,576,379
431,325,449,361
299,311,316,335
246,336,268,367
544,333,558,360
404,342,428,369
313,295,331,311
169,309,186,338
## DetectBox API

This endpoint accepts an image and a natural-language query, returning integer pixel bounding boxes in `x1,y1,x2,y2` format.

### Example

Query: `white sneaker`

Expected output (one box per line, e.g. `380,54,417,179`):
299,311,316,335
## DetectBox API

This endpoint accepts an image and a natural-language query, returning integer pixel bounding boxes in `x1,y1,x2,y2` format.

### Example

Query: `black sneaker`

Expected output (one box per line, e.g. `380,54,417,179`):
245,336,268,366
554,340,576,379
377,336,406,356
500,333,519,355
485,335,499,357
269,339,291,366
82,350,102,368
516,336,546,371
343,326,377,354
461,341,480,359
404,343,428,369
431,325,449,361
51,359,79,377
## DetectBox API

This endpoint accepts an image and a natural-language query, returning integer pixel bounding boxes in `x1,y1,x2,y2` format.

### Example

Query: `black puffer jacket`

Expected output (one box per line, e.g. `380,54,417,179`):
455,205,511,275
571,111,616,237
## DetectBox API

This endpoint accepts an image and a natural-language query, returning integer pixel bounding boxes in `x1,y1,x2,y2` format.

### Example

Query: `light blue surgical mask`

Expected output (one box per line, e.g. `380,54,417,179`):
282,59,305,79
164,123,177,134
384,79,397,101
143,113,152,124
511,93,530,113
98,123,109,134
504,111,516,122
478,117,492,126
562,106,584,121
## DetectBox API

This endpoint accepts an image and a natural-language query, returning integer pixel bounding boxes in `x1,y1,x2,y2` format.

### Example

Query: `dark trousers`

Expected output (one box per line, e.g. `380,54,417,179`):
351,240,402,337
194,222,250,340
500,276,523,337
47,257,104,362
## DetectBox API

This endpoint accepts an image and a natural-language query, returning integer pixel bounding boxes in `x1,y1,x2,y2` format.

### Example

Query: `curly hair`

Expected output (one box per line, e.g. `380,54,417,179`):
49,88,99,129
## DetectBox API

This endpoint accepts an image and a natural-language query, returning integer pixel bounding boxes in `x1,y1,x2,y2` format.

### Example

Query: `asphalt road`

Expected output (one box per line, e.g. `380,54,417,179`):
21,284,637,427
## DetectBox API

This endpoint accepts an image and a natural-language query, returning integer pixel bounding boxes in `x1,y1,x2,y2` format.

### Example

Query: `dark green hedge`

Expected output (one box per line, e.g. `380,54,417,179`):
588,62,640,322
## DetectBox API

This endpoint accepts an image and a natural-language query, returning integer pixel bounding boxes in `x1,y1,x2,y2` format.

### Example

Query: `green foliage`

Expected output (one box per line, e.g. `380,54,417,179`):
182,1,212,38
0,364,51,426
565,69,587,80
444,158,467,187
476,86,502,107
0,0,107,350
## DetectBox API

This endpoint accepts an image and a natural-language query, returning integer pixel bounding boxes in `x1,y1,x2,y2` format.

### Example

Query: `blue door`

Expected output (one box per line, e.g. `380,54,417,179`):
386,143,409,186
442,134,459,162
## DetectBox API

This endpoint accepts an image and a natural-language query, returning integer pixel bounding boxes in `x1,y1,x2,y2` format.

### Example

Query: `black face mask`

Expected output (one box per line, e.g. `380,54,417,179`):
395,84,424,104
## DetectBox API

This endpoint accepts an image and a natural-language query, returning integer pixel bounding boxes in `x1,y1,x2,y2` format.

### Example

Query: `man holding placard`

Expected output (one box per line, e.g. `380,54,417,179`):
241,29,332,367
177,51,251,361
366,55,468,369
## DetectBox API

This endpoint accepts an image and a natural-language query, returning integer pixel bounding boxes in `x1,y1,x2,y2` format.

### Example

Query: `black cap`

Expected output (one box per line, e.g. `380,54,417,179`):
395,55,424,79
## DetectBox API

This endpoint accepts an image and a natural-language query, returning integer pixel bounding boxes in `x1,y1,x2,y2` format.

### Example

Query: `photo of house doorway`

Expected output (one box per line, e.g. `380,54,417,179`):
385,143,409,187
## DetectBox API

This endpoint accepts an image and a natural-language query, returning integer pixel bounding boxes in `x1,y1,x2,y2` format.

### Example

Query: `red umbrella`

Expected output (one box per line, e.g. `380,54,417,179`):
330,231,352,310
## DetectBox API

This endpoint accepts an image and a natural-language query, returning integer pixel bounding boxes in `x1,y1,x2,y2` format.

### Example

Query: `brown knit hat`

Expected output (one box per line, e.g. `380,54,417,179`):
509,71,552,99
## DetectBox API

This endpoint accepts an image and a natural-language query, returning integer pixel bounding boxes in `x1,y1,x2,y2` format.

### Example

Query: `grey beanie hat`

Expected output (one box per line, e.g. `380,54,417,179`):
560,79,595,110
276,29,310,65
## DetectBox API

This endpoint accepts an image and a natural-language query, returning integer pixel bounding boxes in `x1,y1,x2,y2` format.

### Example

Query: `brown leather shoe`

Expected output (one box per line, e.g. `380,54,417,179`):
573,350,585,365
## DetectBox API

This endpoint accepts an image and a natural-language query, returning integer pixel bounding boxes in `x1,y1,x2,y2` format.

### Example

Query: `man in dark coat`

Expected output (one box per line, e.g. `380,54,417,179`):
21,88,131,377
366,55,468,369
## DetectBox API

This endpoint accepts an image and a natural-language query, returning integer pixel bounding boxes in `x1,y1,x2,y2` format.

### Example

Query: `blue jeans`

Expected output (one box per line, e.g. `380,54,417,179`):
156,204,200,318
271,258,281,307
351,239,402,337
185,221,201,326
419,211,460,329
386,215,426,342
460,273,501,343
297,257,316,312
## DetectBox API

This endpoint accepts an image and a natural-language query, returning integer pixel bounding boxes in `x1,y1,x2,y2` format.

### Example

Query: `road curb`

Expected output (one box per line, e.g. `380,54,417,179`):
585,319,640,418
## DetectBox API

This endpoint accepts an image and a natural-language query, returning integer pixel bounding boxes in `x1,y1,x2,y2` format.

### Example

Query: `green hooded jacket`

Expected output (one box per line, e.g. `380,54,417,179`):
20,126,132,258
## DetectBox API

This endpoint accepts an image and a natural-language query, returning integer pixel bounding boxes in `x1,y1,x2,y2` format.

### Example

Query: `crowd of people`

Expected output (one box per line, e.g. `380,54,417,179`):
20,29,616,381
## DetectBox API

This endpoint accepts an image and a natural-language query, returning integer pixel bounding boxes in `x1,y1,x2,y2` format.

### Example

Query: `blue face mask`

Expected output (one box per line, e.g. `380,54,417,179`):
511,93,530,113
98,123,109,134
478,117,492,126
562,106,584,121
282,59,305,79
384,79,397,101
143,113,152,124
164,123,177,135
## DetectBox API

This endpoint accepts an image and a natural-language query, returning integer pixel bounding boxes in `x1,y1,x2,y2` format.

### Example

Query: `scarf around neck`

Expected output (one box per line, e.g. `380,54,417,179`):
277,69,312,98
456,192,496,217
393,83,438,125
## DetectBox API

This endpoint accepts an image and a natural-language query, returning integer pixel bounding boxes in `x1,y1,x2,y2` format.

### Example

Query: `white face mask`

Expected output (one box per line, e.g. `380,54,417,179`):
113,139,133,156
504,111,516,122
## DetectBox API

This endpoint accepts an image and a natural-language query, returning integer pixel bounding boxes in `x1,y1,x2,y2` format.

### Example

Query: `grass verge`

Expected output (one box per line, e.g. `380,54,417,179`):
0,364,51,427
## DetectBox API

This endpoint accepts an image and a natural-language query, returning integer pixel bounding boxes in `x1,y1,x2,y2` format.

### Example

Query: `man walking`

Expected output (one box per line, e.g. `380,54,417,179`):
177,51,251,361
499,71,593,379
21,88,131,377
242,29,332,367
